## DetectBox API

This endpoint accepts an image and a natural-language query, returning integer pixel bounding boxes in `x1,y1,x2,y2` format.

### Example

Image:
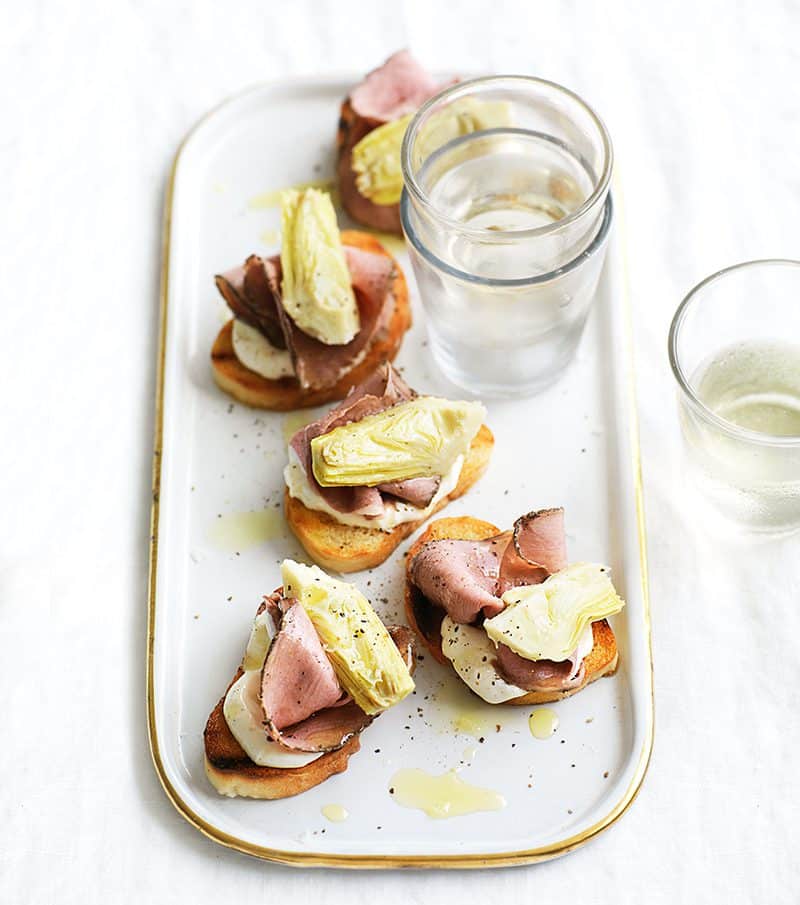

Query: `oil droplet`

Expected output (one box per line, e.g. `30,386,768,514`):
248,180,336,210
430,679,498,740
321,804,349,823
208,510,285,552
453,712,486,738
282,410,316,445
529,708,559,740
259,228,280,246
389,768,505,819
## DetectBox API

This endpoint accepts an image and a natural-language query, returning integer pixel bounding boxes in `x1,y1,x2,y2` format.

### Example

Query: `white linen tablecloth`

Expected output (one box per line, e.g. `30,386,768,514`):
2,1,798,901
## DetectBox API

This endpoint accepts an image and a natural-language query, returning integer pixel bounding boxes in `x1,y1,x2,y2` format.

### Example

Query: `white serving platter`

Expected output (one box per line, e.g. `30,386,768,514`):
147,77,653,868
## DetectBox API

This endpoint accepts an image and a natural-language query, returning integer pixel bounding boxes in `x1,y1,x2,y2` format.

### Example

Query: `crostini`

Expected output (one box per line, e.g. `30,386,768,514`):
284,362,493,572
212,188,411,410
204,559,416,799
404,509,624,705
337,50,453,234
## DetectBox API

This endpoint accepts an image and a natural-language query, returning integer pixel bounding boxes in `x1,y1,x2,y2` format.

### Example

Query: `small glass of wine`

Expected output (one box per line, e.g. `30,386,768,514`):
669,260,800,533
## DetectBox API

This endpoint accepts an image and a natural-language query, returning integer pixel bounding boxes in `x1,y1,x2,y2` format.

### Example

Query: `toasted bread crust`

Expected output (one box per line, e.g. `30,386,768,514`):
284,424,494,573
404,515,619,704
203,669,361,799
210,230,411,410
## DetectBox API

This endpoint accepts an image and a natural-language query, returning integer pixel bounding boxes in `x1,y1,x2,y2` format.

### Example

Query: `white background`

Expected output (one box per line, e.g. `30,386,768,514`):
2,1,799,902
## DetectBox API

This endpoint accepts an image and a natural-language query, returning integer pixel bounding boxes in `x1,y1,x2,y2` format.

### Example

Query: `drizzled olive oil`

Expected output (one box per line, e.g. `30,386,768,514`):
429,678,500,739
248,180,336,210
528,708,559,740
321,804,349,823
208,509,285,552
389,768,506,819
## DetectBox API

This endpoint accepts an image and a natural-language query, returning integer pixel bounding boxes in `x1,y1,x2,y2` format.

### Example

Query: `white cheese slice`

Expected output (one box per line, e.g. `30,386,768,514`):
440,617,596,705
232,318,295,380
223,671,322,769
440,617,527,704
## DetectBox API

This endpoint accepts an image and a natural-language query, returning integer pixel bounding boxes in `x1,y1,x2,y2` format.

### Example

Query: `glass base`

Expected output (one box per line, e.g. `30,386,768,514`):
427,327,580,399
684,460,800,537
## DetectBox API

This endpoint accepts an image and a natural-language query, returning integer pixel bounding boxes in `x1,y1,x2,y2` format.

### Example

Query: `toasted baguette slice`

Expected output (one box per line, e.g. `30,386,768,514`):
204,670,360,799
211,230,411,411
285,424,494,573
405,516,618,706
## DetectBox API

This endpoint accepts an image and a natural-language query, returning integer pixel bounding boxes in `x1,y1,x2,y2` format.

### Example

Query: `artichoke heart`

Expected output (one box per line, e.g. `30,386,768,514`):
484,563,625,663
279,188,360,345
310,397,485,487
280,560,414,715
415,98,513,162
352,100,513,206
351,114,413,206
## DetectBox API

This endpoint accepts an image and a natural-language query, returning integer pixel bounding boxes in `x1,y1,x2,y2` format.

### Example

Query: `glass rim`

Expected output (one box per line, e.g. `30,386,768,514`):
668,258,800,448
400,74,613,242
400,190,613,288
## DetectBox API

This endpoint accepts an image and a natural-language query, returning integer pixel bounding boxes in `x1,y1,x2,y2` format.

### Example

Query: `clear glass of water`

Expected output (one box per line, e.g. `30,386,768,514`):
400,75,613,397
668,260,800,534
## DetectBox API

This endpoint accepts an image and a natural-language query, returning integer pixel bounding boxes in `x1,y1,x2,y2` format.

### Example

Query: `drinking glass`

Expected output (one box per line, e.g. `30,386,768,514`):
668,260,800,533
400,75,613,397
